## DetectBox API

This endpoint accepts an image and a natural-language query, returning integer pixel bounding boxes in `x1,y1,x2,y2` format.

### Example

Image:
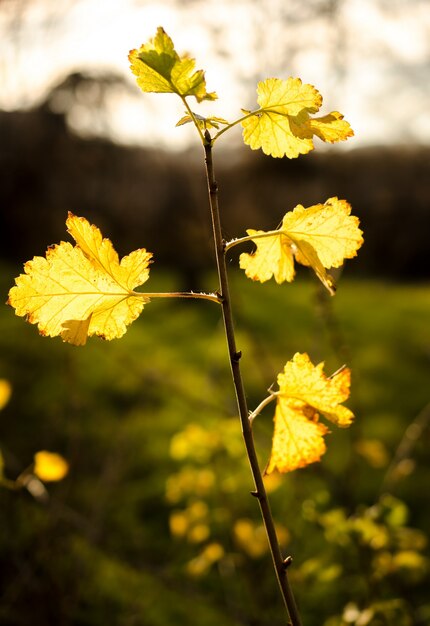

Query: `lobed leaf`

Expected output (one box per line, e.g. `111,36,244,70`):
129,27,217,103
241,77,353,158
8,214,152,345
239,197,363,294
266,353,354,474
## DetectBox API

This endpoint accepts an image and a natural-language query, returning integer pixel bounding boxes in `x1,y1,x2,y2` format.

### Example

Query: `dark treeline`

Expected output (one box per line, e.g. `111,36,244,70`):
1,104,429,283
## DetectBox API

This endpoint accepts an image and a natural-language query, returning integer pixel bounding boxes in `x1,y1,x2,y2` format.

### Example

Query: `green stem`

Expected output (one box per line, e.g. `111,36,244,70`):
203,131,302,626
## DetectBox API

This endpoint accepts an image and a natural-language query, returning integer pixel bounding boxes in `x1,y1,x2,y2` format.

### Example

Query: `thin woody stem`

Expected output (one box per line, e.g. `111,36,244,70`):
203,130,302,626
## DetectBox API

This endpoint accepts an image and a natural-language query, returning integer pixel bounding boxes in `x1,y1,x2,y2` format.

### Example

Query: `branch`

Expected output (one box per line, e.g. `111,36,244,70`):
203,131,302,626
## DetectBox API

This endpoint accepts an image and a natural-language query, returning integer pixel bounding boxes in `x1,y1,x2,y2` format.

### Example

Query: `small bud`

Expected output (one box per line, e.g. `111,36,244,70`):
283,556,293,569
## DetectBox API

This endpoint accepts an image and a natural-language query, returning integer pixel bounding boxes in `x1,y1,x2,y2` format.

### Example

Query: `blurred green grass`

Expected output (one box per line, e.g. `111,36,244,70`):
1,263,429,625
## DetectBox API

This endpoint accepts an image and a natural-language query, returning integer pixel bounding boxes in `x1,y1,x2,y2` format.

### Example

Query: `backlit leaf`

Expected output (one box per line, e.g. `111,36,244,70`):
266,353,354,473
129,27,217,102
8,214,152,345
239,197,363,294
176,112,229,130
241,77,353,158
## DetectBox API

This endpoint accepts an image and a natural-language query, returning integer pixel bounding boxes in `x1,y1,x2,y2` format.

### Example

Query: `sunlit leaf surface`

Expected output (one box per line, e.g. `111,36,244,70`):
266,353,354,473
239,197,363,294
8,214,152,345
242,77,353,158
129,26,217,102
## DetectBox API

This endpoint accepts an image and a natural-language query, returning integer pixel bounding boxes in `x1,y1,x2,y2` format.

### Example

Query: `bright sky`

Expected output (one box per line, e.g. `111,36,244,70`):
1,0,430,150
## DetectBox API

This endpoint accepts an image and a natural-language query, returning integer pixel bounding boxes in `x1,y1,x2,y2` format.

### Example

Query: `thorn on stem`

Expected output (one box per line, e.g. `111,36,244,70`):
250,490,259,498
233,350,242,363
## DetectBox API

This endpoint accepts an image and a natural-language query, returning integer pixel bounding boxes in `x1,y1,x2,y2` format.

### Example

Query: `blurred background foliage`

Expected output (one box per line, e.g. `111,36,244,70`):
1,271,429,625
1,0,430,624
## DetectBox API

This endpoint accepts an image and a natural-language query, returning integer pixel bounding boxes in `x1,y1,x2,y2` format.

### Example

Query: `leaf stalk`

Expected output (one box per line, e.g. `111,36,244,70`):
212,108,261,143
139,291,221,304
248,393,277,425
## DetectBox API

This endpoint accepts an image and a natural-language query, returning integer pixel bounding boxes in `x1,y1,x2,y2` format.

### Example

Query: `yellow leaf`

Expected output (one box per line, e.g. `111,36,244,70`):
129,27,217,102
33,451,69,482
8,213,152,345
0,380,12,411
267,402,328,474
176,112,229,130
240,227,296,285
307,112,354,144
266,353,354,473
241,77,353,158
239,197,363,294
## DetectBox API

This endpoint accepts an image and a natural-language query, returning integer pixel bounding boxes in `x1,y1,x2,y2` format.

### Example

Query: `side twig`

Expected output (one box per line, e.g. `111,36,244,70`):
203,130,302,626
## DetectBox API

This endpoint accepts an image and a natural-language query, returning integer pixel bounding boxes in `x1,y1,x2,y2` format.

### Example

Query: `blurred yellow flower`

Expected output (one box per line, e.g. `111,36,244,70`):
169,511,189,537
33,451,69,482
188,523,210,544
0,380,12,411
186,542,225,577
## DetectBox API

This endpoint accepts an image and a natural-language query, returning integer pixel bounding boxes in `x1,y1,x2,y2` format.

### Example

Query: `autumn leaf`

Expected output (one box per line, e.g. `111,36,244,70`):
129,26,217,102
33,451,69,482
239,197,363,295
241,77,353,158
176,112,229,130
266,353,354,473
8,214,152,345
